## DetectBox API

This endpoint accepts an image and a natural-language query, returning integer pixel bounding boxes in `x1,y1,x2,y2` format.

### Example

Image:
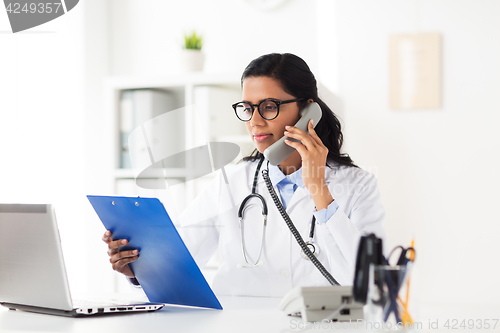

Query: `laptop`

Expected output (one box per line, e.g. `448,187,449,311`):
0,203,164,317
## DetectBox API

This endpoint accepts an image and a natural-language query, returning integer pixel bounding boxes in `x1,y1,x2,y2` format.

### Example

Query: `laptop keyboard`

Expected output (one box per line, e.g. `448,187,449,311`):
73,299,124,308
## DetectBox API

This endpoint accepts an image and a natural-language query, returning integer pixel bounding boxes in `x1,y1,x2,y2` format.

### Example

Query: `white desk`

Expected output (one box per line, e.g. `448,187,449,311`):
1,297,499,333
1,297,287,333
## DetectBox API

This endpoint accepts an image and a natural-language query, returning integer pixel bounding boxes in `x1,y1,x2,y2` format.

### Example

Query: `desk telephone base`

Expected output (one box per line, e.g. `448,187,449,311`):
279,286,364,323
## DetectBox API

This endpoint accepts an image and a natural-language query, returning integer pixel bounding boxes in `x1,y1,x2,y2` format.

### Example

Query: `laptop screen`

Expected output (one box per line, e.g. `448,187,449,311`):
0,204,74,311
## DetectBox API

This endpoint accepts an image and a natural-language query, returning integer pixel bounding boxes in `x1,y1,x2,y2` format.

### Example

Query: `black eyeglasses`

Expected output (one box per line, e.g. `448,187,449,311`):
232,98,304,122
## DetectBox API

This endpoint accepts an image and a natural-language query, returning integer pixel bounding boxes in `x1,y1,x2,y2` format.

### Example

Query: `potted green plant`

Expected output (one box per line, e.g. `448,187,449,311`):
181,31,205,72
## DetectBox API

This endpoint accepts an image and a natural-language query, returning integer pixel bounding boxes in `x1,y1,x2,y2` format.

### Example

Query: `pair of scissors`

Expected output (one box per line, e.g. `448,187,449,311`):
388,246,416,266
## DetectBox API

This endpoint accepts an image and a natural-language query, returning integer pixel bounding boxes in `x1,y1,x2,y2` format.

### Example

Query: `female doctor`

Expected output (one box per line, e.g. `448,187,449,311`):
103,53,386,297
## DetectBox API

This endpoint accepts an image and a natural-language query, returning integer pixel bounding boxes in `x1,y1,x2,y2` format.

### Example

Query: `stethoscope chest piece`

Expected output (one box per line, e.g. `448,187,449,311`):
300,240,320,260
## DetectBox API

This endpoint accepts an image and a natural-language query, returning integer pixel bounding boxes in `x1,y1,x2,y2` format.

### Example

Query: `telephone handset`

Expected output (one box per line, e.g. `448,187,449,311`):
263,102,322,166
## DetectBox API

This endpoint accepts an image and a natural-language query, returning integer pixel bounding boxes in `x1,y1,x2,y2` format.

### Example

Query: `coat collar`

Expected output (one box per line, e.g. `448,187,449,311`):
268,164,305,189
248,159,339,187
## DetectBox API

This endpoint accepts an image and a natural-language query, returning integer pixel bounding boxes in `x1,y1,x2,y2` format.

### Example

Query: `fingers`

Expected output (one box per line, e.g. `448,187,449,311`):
109,249,139,264
284,136,309,157
286,120,325,147
284,122,318,151
107,239,130,256
103,231,127,249
103,231,135,256
102,230,112,243
284,120,328,161
102,230,138,277
109,249,139,277
307,119,325,147
111,255,138,276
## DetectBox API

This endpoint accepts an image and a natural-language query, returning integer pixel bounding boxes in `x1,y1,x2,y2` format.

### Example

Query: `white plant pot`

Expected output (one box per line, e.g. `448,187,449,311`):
181,49,205,72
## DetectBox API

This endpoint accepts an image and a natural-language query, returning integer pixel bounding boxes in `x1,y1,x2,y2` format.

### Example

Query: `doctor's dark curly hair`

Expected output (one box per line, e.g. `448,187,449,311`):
240,53,356,168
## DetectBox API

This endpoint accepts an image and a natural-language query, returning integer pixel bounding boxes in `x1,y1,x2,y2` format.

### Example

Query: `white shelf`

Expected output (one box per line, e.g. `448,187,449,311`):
104,72,241,90
106,72,246,206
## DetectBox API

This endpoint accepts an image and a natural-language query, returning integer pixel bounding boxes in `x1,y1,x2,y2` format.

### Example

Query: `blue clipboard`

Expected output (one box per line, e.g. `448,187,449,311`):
87,195,222,310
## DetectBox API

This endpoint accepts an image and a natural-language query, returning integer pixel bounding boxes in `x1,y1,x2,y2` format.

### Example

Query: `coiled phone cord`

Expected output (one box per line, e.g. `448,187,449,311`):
261,168,340,286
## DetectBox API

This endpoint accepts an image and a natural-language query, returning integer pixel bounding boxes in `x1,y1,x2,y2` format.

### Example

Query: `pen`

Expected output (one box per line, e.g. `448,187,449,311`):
400,239,415,325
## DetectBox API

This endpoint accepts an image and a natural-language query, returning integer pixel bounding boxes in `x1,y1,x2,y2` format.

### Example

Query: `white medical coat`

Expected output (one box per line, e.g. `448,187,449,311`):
177,159,386,297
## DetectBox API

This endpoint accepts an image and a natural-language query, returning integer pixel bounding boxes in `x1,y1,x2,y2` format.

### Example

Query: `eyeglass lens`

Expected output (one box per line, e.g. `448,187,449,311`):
235,100,278,121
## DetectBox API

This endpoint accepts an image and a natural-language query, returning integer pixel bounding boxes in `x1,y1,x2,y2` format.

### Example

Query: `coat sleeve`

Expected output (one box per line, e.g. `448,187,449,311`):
176,171,226,268
315,170,387,285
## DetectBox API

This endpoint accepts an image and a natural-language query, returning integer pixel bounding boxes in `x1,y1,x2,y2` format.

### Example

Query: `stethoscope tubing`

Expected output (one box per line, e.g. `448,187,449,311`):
237,156,321,267
260,167,339,285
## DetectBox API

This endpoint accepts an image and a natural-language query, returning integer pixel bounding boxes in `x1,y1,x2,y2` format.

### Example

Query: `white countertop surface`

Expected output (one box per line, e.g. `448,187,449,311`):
1,295,499,333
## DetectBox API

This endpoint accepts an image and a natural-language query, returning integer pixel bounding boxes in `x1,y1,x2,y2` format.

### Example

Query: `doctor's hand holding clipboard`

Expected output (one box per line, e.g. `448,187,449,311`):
102,231,137,279
100,53,387,297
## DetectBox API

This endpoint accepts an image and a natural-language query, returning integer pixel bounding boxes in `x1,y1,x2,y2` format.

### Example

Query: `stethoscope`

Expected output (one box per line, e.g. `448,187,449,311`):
237,156,320,268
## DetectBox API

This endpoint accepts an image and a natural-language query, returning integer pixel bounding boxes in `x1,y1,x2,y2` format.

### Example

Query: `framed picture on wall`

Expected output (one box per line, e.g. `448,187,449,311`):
389,32,442,109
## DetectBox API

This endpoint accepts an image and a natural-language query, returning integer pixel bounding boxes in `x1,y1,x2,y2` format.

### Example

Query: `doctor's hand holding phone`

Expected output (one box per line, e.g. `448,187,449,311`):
102,53,387,296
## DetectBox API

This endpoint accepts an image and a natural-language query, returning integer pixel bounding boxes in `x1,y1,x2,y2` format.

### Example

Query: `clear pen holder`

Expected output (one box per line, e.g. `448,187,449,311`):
366,263,414,331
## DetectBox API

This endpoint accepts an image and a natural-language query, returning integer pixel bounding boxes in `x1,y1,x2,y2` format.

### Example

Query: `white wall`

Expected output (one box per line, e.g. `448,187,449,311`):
108,0,320,77
0,0,121,297
331,0,500,307
82,0,119,295
0,3,87,293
